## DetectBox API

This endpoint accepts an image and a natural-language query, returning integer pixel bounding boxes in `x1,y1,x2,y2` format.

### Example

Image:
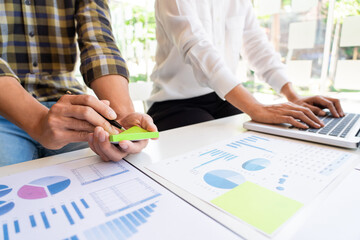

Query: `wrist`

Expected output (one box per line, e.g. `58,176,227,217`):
225,84,264,116
91,75,135,120
280,82,301,102
115,108,135,122
0,78,49,141
245,102,266,119
27,108,49,142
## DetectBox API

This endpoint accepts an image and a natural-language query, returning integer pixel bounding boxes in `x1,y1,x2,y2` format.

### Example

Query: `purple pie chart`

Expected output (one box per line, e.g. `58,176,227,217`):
17,176,71,200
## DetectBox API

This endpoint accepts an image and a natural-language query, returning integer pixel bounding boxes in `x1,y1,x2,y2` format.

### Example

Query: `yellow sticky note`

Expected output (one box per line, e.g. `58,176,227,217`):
211,181,303,234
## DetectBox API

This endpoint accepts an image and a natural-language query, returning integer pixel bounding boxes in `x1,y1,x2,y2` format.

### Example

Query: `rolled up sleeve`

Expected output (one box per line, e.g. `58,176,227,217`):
240,2,290,93
0,58,20,82
75,0,129,86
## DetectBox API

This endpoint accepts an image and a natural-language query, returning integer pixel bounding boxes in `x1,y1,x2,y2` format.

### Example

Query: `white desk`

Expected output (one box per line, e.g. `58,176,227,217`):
1,114,359,240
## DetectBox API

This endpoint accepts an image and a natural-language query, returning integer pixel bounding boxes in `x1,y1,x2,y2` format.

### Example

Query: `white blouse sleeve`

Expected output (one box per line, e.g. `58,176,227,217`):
156,0,240,98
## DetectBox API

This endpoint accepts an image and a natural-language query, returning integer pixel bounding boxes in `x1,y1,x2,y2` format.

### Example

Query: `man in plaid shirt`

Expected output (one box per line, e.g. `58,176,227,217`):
0,0,157,166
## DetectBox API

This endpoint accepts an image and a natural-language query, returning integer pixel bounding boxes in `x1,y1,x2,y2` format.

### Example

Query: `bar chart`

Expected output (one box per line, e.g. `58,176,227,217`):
193,149,238,169
90,178,161,217
1,198,90,240
0,155,241,240
82,203,158,240
72,162,129,185
226,135,272,153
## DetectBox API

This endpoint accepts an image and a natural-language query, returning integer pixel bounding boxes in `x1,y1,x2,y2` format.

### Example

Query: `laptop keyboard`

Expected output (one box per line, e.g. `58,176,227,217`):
299,113,360,138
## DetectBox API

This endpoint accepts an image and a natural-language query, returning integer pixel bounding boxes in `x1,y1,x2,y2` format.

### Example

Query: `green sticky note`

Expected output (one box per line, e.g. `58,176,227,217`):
211,181,303,235
109,126,159,143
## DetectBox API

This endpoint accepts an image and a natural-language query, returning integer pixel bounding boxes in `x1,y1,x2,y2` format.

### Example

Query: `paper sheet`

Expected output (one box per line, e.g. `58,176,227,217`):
148,132,358,235
0,156,240,240
286,60,313,86
292,170,360,240
340,16,360,47
256,0,281,16
291,0,318,12
288,21,317,49
334,60,360,90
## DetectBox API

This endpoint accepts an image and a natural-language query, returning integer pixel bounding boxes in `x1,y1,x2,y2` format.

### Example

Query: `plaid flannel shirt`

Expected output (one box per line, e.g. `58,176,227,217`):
0,0,129,101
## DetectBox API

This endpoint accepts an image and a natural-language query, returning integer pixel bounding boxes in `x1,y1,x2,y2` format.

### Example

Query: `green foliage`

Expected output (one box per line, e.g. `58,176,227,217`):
124,6,156,44
334,0,360,22
129,74,147,83
109,2,156,82
330,85,360,93
282,0,291,7
242,81,277,95
343,47,360,59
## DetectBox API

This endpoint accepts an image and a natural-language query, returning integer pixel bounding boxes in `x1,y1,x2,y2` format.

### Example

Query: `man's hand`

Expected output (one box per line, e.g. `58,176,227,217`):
249,102,324,129
36,95,120,149
87,112,158,162
289,95,345,118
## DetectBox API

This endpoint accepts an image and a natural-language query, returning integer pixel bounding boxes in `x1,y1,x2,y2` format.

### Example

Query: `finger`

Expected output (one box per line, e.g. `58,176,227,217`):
303,103,326,117
62,105,119,135
99,142,128,162
310,96,340,118
61,130,90,143
88,133,99,155
288,103,323,125
93,127,111,162
67,95,118,120
121,113,158,133
288,110,321,128
280,116,309,129
118,139,149,154
100,100,111,106
325,97,344,117
64,118,95,132
94,127,128,161
140,114,158,133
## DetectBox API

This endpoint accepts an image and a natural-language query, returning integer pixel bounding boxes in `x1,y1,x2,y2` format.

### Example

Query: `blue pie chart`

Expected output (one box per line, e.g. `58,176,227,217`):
203,170,245,189
0,201,15,216
0,185,12,197
242,158,270,171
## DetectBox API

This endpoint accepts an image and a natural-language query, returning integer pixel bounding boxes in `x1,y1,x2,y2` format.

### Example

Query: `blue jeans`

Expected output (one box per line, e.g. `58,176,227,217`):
0,102,88,167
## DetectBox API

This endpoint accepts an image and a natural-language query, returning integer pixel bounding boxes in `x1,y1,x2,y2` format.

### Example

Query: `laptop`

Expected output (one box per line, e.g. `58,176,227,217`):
243,112,360,149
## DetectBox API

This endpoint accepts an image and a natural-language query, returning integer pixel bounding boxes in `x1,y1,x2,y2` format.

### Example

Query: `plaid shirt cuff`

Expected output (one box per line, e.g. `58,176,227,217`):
81,55,130,87
0,58,20,82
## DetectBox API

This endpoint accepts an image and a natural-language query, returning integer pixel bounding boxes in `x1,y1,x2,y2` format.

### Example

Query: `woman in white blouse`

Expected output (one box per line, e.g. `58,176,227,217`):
147,0,343,131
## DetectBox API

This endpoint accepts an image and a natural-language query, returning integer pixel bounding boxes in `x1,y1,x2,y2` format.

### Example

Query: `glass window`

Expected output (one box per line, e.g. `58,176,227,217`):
109,0,156,83
108,0,360,107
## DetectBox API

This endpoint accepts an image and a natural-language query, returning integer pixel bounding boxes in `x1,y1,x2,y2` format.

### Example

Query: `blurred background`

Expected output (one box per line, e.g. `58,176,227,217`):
80,0,360,112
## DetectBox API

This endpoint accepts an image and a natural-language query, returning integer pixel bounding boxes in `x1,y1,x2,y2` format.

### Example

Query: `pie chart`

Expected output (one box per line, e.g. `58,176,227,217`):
0,201,15,216
0,185,12,197
203,170,245,189
17,176,71,200
242,158,270,171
